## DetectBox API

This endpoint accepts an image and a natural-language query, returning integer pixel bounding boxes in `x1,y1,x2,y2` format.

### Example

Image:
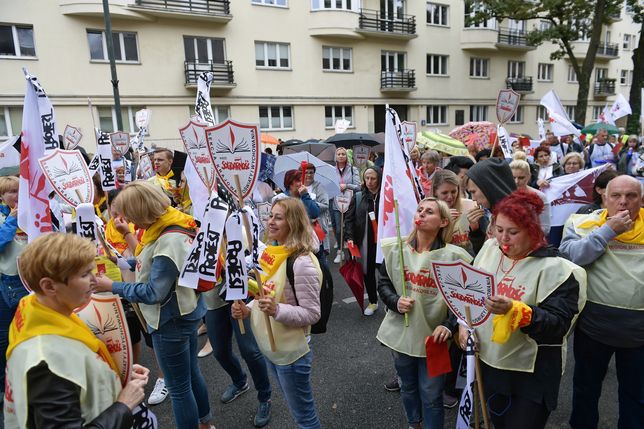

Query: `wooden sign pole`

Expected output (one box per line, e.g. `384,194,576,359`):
464,305,490,429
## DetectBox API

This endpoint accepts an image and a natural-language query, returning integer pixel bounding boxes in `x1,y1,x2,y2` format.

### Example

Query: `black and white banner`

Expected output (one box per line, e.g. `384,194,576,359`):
76,203,97,241
224,212,249,301
456,331,476,429
242,206,260,269
195,72,216,126
95,129,116,191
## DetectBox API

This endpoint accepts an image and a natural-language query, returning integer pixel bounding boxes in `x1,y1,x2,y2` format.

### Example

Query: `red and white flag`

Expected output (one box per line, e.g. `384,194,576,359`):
376,107,418,262
540,90,580,137
18,71,59,241
608,93,632,124
543,165,609,226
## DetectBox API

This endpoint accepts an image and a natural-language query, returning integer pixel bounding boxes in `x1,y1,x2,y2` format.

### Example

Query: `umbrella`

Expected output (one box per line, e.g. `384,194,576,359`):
449,121,497,147
282,141,337,163
325,132,381,149
339,259,365,312
281,139,304,146
273,152,341,198
416,131,469,156
581,122,620,135
261,133,280,145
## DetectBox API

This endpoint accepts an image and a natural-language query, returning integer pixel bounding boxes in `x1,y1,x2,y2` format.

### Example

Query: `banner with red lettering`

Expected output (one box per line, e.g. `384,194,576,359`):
38,149,94,207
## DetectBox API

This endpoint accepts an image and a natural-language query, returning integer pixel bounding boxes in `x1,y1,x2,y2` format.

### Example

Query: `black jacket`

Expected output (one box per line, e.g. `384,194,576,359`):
25,361,132,429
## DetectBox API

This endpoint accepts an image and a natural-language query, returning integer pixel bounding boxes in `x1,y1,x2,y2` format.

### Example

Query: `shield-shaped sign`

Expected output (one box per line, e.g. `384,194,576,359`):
256,202,272,233
334,189,354,214
135,108,151,129
431,261,495,327
38,149,94,207
63,125,82,150
206,120,260,200
496,89,521,124
179,119,214,188
401,121,417,152
137,152,154,180
110,131,130,156
353,144,370,167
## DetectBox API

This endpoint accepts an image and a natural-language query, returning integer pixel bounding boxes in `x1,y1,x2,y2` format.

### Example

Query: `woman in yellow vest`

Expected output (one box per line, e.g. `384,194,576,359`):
232,197,323,429
4,233,148,428
377,197,473,429
95,181,213,429
459,189,586,429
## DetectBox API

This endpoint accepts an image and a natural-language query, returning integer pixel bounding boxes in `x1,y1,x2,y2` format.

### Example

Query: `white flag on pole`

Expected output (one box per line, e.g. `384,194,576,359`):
609,93,632,123
456,331,476,429
540,90,581,137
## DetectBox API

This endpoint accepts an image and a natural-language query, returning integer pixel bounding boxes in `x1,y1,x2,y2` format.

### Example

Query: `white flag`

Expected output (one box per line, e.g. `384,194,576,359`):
537,118,546,141
376,108,418,262
497,125,513,159
609,93,632,123
600,103,614,125
456,331,476,429
540,90,581,137
544,165,609,226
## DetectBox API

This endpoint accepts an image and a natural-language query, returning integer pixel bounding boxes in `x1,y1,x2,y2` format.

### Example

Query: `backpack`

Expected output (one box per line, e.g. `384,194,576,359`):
286,253,333,334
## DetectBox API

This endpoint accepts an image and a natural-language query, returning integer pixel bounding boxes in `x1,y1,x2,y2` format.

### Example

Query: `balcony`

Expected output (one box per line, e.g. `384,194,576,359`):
460,27,498,51
496,28,536,51
129,0,232,22
380,70,416,92
58,0,150,20
185,60,235,89
356,9,417,40
308,9,362,39
594,79,616,97
506,77,533,94
596,42,619,59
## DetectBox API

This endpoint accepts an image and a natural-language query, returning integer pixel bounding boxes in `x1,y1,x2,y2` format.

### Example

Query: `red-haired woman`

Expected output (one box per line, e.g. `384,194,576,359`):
459,189,586,429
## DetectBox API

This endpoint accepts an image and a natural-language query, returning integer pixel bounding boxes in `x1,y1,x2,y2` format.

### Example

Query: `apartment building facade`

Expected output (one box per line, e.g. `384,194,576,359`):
0,0,640,150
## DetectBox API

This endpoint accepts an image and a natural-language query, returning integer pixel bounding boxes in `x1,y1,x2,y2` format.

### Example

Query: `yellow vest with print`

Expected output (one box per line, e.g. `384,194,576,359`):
0,211,27,276
136,231,198,330
568,210,644,311
377,236,473,358
251,252,322,366
475,239,587,373
4,335,122,429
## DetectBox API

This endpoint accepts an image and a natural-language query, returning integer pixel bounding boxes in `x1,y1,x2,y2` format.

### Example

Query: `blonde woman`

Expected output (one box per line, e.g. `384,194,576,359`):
233,198,323,429
561,152,585,175
377,198,472,429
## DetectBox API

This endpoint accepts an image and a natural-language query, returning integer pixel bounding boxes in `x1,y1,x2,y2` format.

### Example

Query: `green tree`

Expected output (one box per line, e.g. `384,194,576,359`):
470,0,622,125
625,0,643,134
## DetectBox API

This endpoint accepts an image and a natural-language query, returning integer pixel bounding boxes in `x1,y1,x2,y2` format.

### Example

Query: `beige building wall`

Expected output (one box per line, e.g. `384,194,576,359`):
0,0,640,151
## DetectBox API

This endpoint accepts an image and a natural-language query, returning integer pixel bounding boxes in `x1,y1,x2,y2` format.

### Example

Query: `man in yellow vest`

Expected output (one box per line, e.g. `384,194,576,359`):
148,148,179,203
560,175,644,429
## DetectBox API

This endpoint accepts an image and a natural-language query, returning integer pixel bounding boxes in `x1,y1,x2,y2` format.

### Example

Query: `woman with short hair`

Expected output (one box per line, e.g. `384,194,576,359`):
561,152,585,175
532,146,563,189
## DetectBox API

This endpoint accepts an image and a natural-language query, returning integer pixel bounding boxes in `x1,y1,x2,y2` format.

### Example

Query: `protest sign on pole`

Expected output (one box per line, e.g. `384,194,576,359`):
63,125,82,150
334,189,353,259
496,125,513,159
401,121,417,152
496,89,521,124
95,129,116,191
38,149,94,207
180,119,214,189
352,144,370,167
110,131,130,156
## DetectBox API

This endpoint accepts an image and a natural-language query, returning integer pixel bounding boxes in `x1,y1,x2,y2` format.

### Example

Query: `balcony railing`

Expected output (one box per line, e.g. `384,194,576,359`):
185,60,234,86
594,79,616,96
134,0,230,15
497,28,532,48
596,42,619,57
381,70,415,90
359,9,416,35
506,77,533,93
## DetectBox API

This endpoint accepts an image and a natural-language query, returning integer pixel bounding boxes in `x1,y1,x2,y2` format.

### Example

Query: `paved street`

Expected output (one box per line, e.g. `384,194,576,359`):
144,262,619,429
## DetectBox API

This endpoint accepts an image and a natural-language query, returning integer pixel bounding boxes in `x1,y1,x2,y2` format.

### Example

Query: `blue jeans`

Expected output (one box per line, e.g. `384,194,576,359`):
0,274,29,393
393,351,445,429
570,329,644,429
205,305,271,402
152,317,212,429
266,351,321,429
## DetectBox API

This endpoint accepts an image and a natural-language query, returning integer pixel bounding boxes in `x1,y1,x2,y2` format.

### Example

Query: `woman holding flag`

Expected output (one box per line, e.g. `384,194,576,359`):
232,197,323,429
459,190,586,429
377,197,472,429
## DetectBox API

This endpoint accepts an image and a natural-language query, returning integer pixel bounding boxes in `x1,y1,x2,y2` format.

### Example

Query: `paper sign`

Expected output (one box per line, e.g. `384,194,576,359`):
431,260,495,327
38,149,94,206
180,119,214,188
256,202,272,235
95,130,116,191
207,119,260,200
401,121,417,152
135,108,151,129
347,240,361,258
353,144,370,167
63,125,82,150
137,152,154,180
334,119,351,134
496,89,521,124
334,189,353,214
110,131,130,156
224,212,248,301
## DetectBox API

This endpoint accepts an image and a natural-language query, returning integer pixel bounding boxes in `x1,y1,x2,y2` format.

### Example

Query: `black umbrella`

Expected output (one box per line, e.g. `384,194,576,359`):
281,141,337,163
325,132,382,149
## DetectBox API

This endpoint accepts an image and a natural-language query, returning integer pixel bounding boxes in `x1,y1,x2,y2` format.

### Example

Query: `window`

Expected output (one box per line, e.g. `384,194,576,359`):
0,107,23,139
507,61,525,78
0,24,35,57
623,34,633,50
464,1,495,28
426,54,448,75
539,20,552,31
311,0,357,11
469,57,488,78
565,106,576,120
325,106,353,128
189,105,229,124
322,46,352,72
97,105,146,133
382,51,406,72
259,106,293,130
567,65,578,83
253,0,287,6
426,3,449,26
619,69,633,85
87,30,138,62
536,106,548,121
592,106,603,121
469,105,487,122
426,105,448,125
255,41,290,69
183,36,225,63
595,67,608,82
455,109,465,126
508,106,524,124
537,63,553,81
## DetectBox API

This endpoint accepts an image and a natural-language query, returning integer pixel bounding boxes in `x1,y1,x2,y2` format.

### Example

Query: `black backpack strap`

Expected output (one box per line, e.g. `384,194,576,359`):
159,224,197,239
286,254,299,306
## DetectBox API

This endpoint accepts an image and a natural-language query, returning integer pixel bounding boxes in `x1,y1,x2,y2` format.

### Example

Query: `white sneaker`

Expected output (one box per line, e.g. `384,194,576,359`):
148,378,169,405
363,303,378,316
333,250,342,264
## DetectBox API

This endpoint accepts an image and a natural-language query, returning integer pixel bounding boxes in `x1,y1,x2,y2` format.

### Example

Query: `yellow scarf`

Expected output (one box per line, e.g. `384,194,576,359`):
578,208,644,244
135,206,196,256
94,196,107,222
248,245,292,296
7,294,119,375
491,300,533,344
105,218,135,255
155,170,176,192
